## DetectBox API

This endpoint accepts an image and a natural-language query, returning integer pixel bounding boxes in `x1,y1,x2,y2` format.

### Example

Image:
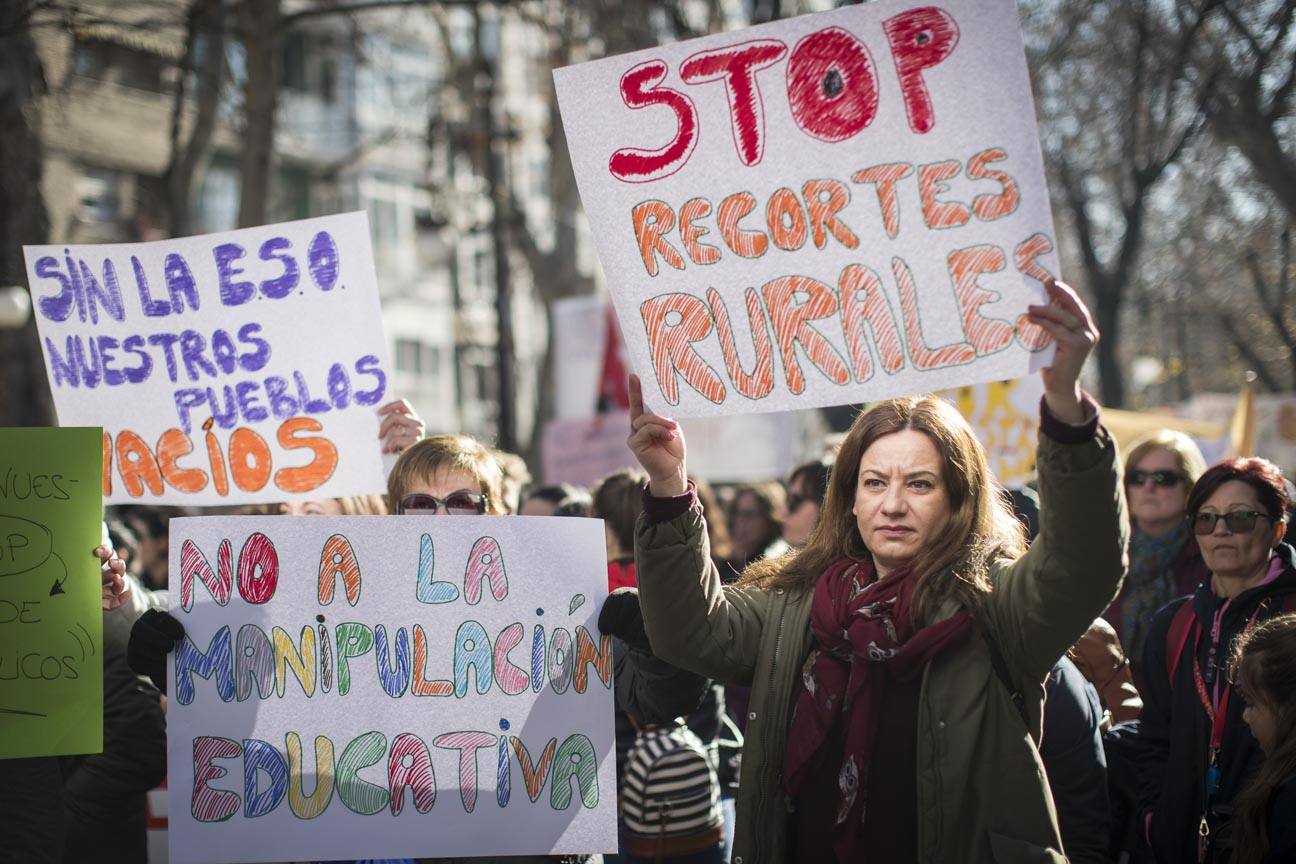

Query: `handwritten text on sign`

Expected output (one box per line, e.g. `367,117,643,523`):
0,426,104,759
555,0,1059,417
24,213,392,505
166,516,616,864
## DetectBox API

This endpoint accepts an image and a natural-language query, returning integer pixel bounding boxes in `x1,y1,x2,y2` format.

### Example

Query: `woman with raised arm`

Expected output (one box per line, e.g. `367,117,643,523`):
627,279,1129,864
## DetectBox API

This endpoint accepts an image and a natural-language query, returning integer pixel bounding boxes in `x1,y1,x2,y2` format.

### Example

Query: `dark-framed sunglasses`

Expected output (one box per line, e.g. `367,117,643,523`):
787,492,817,512
1126,469,1184,488
398,491,486,516
1191,510,1274,536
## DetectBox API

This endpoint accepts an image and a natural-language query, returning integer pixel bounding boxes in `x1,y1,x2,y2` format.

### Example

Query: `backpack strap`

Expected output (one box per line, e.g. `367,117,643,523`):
1164,601,1196,683
981,628,1027,726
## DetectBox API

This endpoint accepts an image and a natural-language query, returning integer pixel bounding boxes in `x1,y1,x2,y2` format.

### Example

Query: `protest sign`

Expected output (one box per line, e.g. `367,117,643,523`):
942,376,1044,489
542,413,636,488
547,297,828,484
24,213,393,506
166,515,616,863
0,426,104,758
555,0,1059,418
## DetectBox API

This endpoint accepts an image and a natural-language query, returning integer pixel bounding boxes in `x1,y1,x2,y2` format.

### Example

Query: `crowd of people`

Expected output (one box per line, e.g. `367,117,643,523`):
4,279,1296,864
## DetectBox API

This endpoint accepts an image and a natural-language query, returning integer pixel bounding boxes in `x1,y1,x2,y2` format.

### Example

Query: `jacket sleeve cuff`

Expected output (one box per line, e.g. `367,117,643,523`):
642,479,697,524
1039,391,1100,444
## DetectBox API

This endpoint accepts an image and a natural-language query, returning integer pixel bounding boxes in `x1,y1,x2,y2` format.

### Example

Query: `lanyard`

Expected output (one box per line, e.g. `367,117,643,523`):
1190,601,1266,862
1190,601,1266,745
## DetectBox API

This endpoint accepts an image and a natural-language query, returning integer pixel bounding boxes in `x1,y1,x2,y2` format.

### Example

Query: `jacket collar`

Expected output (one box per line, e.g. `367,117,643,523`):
1191,542,1296,623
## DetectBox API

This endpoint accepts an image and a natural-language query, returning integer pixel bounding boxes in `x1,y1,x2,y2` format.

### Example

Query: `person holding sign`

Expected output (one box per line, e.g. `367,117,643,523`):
627,279,1128,863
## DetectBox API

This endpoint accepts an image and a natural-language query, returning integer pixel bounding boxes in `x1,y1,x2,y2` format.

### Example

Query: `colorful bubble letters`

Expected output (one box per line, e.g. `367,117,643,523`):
555,0,1060,418
24,213,392,505
166,515,616,863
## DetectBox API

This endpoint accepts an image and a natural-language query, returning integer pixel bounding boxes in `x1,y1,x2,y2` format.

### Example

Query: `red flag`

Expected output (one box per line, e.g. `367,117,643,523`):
597,304,630,412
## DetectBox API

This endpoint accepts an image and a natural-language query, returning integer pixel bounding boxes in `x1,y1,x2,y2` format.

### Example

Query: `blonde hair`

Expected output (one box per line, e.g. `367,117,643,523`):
1125,429,1207,485
244,495,387,516
740,395,1026,627
335,495,387,515
387,434,505,514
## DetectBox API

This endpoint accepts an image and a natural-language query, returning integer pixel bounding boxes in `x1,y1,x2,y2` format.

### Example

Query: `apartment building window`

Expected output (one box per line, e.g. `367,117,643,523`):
369,198,399,276
77,167,121,222
394,339,441,378
73,36,164,92
282,32,338,103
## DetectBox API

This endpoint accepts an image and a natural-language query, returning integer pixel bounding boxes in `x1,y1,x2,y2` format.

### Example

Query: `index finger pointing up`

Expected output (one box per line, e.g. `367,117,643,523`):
1046,279,1097,332
628,374,645,420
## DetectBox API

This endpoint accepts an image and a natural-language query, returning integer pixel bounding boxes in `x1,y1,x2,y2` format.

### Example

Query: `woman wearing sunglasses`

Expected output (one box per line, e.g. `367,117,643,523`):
1107,430,1210,672
1135,456,1296,864
388,433,505,516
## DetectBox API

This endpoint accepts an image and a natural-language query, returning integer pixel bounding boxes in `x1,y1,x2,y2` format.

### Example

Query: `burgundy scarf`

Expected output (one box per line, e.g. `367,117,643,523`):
784,557,972,860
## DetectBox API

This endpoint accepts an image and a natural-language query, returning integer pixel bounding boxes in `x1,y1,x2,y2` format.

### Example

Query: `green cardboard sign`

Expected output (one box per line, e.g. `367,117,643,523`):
0,427,104,758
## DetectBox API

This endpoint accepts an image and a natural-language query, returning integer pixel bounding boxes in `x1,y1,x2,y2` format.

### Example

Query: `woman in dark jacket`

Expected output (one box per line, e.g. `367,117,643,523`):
1136,457,1296,863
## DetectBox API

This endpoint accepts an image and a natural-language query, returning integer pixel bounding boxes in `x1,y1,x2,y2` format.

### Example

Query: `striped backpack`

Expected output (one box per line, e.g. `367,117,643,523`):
620,719,724,861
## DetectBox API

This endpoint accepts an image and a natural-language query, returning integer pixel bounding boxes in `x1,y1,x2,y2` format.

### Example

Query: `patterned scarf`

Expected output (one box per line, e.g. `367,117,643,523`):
1123,521,1189,660
784,557,972,862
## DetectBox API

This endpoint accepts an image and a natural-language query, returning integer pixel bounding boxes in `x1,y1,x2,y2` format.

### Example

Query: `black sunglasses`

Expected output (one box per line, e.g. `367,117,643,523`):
787,492,818,512
398,491,486,516
1191,510,1274,536
1126,469,1184,488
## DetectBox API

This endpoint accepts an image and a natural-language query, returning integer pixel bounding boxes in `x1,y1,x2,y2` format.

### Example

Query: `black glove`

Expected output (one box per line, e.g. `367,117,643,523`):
127,608,186,695
599,587,651,653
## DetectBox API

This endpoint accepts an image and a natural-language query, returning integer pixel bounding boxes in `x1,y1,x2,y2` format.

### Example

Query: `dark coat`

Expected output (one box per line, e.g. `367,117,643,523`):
613,636,710,780
1136,543,1296,863
1265,775,1296,864
60,635,167,863
1106,533,1209,691
1041,656,1111,864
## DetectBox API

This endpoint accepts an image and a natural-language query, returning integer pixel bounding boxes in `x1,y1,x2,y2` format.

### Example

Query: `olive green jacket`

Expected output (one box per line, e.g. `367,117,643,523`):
635,428,1128,864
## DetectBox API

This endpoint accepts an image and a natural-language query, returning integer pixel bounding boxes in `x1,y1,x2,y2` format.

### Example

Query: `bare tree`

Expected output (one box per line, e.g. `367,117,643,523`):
1190,0,1296,216
0,1,54,426
166,0,227,236
1031,0,1209,407
235,0,281,227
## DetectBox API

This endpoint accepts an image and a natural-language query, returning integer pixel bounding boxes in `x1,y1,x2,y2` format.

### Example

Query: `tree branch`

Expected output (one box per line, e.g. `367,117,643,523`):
1056,156,1110,296
1215,309,1285,391
279,0,507,31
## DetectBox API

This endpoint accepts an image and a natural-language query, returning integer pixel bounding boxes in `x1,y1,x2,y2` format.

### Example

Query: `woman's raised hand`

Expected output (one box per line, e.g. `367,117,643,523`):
627,374,688,497
377,399,426,454
1026,278,1099,425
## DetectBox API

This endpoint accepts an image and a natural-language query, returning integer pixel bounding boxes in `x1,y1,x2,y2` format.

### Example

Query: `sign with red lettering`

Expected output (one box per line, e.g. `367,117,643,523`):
554,0,1058,416
24,213,393,505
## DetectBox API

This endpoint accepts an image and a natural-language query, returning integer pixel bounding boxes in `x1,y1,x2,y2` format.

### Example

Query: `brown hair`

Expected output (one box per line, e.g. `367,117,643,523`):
694,478,733,561
387,434,505,515
727,482,786,559
739,395,1027,627
1187,458,1290,525
1125,429,1208,487
1229,613,1296,863
592,469,646,555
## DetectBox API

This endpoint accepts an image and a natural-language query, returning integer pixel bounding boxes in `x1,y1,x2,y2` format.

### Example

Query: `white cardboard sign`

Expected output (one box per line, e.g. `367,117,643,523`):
554,0,1058,418
166,515,616,863
25,213,393,505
